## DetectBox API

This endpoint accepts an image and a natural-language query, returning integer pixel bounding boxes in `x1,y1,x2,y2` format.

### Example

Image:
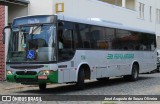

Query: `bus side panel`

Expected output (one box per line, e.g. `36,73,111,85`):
96,68,103,78
90,68,97,79
69,68,77,82
57,61,77,83
63,69,70,82
136,51,157,73
60,50,157,83
58,70,63,83
85,50,107,78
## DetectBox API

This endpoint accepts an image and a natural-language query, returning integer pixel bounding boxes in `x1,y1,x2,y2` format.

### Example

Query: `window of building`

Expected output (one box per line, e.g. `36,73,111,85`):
156,9,160,24
139,2,145,19
126,0,135,10
99,0,122,6
98,0,135,10
149,6,152,22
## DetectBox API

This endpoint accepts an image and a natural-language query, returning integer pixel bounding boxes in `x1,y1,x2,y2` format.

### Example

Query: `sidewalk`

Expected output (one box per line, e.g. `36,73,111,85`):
0,81,36,92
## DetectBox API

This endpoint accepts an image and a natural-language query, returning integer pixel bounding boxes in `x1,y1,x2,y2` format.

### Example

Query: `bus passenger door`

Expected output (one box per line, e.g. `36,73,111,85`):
58,21,76,82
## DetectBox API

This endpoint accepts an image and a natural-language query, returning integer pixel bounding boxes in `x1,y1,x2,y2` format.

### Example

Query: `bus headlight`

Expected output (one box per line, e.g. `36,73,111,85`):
7,70,12,75
38,70,53,76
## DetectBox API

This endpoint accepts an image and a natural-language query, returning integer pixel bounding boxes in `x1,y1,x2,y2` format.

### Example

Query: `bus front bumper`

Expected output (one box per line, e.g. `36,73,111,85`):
6,70,58,84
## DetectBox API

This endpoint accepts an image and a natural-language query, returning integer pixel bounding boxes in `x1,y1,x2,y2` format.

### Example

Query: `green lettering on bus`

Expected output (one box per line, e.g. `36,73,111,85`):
107,54,114,59
107,54,134,59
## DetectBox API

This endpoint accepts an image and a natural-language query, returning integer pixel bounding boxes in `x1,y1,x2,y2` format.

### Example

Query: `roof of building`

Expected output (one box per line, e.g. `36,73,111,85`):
0,0,29,6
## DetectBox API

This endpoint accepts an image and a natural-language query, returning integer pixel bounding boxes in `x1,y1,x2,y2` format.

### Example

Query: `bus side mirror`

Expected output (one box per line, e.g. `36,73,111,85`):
2,26,11,44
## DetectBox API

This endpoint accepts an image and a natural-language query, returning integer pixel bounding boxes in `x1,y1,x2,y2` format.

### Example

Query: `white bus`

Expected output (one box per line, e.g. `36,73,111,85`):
4,15,157,90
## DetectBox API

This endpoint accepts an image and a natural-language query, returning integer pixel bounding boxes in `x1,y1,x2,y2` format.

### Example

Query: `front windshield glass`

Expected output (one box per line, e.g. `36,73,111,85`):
7,24,56,62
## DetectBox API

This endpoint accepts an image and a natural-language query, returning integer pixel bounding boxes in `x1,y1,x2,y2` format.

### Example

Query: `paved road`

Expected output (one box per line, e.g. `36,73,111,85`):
0,73,160,104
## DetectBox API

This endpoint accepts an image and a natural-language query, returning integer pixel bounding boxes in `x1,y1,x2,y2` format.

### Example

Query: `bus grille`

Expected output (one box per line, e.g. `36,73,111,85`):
11,65,44,69
15,78,38,83
16,71,37,75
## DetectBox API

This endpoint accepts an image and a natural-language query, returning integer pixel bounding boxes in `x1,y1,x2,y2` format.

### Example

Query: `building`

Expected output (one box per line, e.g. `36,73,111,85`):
0,0,160,80
0,0,29,80
0,5,5,80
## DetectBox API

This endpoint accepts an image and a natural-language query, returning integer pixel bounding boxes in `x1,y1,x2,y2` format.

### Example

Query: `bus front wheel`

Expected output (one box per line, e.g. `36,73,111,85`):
39,83,46,90
76,68,85,90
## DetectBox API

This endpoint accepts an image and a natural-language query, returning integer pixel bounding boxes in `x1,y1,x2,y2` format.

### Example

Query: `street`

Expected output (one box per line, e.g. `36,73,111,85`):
0,73,160,104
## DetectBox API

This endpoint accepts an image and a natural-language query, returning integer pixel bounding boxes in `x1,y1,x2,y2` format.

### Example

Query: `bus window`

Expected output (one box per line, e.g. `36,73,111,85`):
105,28,115,50
115,29,132,50
91,26,107,49
139,33,156,51
74,24,83,48
58,21,76,62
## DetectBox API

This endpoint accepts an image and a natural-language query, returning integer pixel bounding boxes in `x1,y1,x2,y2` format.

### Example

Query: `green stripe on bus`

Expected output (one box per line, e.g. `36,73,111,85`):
6,75,16,82
48,70,58,83
6,70,58,84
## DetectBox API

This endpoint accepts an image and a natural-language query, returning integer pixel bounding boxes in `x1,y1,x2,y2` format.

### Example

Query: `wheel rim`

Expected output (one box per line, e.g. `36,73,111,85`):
133,67,138,79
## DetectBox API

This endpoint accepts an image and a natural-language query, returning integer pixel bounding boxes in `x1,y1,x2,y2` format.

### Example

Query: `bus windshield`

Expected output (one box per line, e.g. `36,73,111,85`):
7,24,56,62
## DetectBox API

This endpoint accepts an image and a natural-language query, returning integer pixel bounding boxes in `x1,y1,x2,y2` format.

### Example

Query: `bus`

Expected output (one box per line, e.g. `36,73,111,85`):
3,15,157,90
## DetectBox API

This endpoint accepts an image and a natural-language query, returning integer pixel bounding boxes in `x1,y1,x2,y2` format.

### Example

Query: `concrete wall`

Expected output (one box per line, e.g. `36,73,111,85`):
52,0,156,32
29,0,54,15
155,0,160,35
8,4,28,23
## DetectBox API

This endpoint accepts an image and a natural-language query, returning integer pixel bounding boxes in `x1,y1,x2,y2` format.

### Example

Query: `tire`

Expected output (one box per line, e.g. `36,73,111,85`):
124,64,139,81
39,83,46,90
76,68,85,90
158,67,160,72
130,64,139,81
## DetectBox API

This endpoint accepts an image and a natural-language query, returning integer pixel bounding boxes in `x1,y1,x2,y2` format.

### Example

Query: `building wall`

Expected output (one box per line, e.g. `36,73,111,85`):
51,0,156,32
155,0,160,35
0,5,5,81
29,0,54,15
0,3,29,81
27,0,160,37
8,5,28,23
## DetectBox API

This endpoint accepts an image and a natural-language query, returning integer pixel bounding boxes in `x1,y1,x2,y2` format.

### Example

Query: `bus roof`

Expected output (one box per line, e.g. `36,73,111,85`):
13,14,155,34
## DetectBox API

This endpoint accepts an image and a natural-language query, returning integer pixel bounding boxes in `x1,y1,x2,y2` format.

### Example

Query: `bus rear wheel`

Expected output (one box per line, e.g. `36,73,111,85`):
124,64,139,81
39,83,46,90
76,68,85,90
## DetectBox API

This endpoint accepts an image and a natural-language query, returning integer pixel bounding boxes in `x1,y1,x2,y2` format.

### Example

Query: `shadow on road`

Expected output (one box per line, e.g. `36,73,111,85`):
16,76,152,94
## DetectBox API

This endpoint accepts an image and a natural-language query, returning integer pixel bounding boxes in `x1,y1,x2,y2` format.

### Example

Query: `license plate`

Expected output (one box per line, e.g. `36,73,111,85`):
38,76,47,79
